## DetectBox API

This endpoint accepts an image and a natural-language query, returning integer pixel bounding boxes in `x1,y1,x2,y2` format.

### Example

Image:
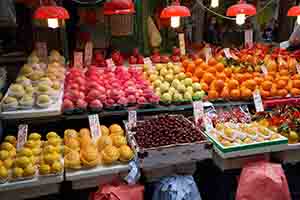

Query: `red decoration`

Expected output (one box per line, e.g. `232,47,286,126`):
160,0,191,19
103,0,135,15
287,6,300,16
226,0,256,17
34,6,70,19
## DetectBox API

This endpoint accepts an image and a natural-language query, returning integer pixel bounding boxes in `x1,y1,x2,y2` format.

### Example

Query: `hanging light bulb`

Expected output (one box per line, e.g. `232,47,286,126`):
160,0,191,28
211,0,219,8
297,16,300,24
287,6,300,24
47,18,59,29
236,13,246,25
171,16,180,28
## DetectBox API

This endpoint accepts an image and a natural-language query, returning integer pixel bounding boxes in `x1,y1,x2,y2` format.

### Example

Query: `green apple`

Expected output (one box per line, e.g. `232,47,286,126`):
192,83,202,91
160,82,170,93
153,80,162,88
156,64,163,71
169,87,177,95
173,65,181,74
161,93,172,103
167,62,173,69
158,76,164,81
177,84,186,93
173,92,183,102
184,92,193,101
149,74,158,82
193,91,205,100
184,78,193,87
178,72,186,80
171,79,181,88
168,69,174,75
186,86,194,95
165,74,174,82
155,88,161,96
160,68,168,76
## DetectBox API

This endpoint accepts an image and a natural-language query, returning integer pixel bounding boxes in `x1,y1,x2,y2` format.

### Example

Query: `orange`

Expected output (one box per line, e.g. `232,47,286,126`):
215,63,225,72
194,68,205,79
208,90,219,99
234,73,244,84
292,74,300,80
287,80,293,91
230,89,241,100
260,90,271,98
277,89,288,97
192,76,199,83
244,80,256,90
220,87,230,99
195,58,203,66
228,79,239,90
224,68,232,78
293,80,300,88
268,71,276,78
254,77,264,85
206,67,217,74
279,69,289,76
215,80,225,92
199,62,209,70
253,72,262,77
202,73,215,85
243,73,253,81
208,58,218,66
261,81,272,91
280,76,290,81
290,88,300,96
276,79,286,89
270,84,277,97
186,72,193,78
186,63,196,73
216,72,227,81
201,82,209,92
264,75,274,81
182,60,189,69
241,87,252,99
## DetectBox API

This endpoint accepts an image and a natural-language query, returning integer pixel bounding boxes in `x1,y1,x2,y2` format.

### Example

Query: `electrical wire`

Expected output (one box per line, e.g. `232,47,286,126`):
196,0,277,21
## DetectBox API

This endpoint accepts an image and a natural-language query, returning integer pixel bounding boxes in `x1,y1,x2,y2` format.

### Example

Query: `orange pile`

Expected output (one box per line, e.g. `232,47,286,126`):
182,58,300,100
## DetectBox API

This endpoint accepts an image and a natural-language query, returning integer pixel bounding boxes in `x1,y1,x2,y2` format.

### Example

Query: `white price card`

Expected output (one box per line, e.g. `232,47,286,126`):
261,65,268,75
88,114,101,141
204,116,214,133
106,58,115,69
205,47,212,64
193,101,204,126
35,42,48,62
280,41,290,49
128,110,137,130
84,41,93,66
245,29,253,47
253,90,264,113
296,64,300,74
17,124,28,150
178,33,186,56
144,57,154,70
224,48,232,59
74,52,83,68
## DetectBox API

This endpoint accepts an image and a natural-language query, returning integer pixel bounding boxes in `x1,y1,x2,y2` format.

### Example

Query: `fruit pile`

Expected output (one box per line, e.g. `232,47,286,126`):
0,136,16,182
64,124,134,170
133,115,204,148
63,66,159,112
209,122,283,147
2,50,65,111
143,63,205,104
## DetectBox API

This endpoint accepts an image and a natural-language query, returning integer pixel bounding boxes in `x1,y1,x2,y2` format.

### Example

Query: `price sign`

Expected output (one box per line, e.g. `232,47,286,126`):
193,101,204,126
204,116,214,133
88,114,101,141
106,59,115,69
35,42,48,62
253,90,264,113
205,47,212,64
17,124,28,150
245,29,253,47
280,41,290,49
144,57,154,70
84,41,93,66
178,33,186,56
261,65,268,76
224,48,232,59
128,110,137,130
74,52,83,68
296,64,300,74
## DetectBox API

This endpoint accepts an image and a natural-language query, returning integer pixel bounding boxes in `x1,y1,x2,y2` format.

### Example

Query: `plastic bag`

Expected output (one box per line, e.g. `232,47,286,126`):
92,182,144,200
152,176,202,200
236,161,291,200
0,0,16,27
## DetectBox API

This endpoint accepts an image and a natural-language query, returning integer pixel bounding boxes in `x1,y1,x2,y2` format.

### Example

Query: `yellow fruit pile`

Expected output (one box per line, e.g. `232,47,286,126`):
97,124,134,165
0,135,17,181
64,129,81,169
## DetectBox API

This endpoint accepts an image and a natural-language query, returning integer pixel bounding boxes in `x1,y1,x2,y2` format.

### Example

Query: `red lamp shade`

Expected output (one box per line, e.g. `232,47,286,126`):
226,0,256,17
160,2,191,18
34,6,70,19
287,6,300,16
104,0,135,15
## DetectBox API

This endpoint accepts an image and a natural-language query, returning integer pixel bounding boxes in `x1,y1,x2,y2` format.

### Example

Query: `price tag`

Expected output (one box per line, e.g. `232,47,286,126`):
74,52,83,68
205,47,212,64
193,101,204,126
253,90,264,113
261,65,268,75
245,29,253,47
297,64,300,74
88,114,101,141
144,57,154,70
35,42,48,62
106,59,115,69
224,48,232,59
178,33,186,56
84,41,93,66
17,124,28,150
203,116,214,133
128,110,137,130
280,41,290,49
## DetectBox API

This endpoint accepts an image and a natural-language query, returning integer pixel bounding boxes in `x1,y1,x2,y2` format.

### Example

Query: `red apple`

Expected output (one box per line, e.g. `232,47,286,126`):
137,55,144,64
63,99,74,110
133,48,139,57
76,99,87,109
172,47,181,56
160,55,170,63
129,56,137,65
89,99,103,109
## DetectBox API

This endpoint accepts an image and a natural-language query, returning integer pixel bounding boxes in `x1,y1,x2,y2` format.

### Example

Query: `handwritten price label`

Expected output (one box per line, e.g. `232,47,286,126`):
224,48,232,59
17,124,28,150
205,47,212,64
178,33,186,56
88,114,101,141
74,52,83,68
144,57,154,70
245,29,253,47
128,110,137,130
253,90,264,113
193,101,204,126
84,41,93,66
261,65,268,76
106,59,115,69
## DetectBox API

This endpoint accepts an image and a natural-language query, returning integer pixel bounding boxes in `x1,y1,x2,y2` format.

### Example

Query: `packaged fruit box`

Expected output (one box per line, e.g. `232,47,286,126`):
125,115,211,168
205,122,288,159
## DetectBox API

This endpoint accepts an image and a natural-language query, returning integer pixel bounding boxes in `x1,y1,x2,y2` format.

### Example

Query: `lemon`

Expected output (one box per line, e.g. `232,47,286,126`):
46,132,58,140
270,134,280,140
24,140,36,149
109,124,124,135
0,150,9,160
48,137,61,146
97,136,112,151
0,160,3,166
39,164,50,175
23,164,35,177
4,135,16,145
111,135,127,147
51,161,62,173
119,145,134,162
3,159,13,169
53,146,62,154
221,140,232,147
16,156,30,168
12,167,24,178
243,137,253,144
32,148,41,156
1,142,14,151
44,145,56,154
18,148,33,157
64,129,78,138
224,128,233,138
100,125,110,136
44,153,59,165
8,149,16,157
289,131,299,144
0,166,8,179
28,133,41,141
